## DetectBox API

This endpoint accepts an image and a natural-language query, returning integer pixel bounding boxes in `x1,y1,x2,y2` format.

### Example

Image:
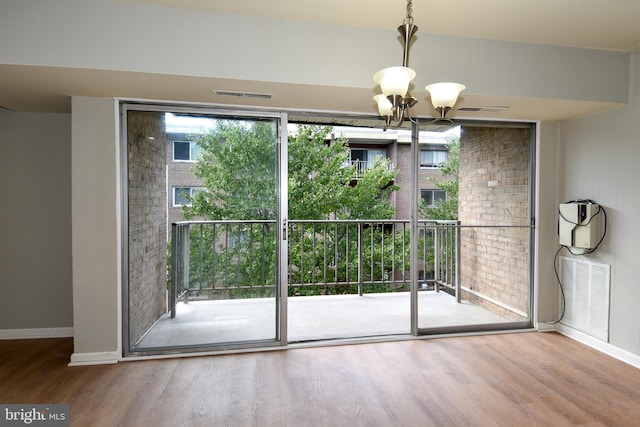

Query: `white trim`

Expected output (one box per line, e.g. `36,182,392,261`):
557,324,640,370
535,322,557,332
68,351,120,366
0,327,74,339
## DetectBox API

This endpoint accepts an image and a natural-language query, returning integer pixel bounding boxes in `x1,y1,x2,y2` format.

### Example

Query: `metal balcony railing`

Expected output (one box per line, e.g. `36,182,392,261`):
349,159,393,179
170,220,460,318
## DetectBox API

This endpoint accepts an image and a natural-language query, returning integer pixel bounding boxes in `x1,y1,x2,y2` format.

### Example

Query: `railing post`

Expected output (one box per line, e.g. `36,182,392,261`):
170,223,178,318
358,222,364,296
455,221,461,303
434,223,440,293
182,224,190,304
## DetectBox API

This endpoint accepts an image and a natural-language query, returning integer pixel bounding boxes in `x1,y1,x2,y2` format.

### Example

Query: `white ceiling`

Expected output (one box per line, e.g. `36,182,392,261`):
2,0,640,119
120,0,640,51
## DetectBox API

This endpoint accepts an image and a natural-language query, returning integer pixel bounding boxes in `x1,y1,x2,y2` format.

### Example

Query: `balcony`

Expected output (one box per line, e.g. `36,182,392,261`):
132,220,530,350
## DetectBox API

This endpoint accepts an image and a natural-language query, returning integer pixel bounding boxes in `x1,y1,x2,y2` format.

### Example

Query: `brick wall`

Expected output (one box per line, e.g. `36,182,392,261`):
393,143,444,220
458,126,531,320
127,111,168,345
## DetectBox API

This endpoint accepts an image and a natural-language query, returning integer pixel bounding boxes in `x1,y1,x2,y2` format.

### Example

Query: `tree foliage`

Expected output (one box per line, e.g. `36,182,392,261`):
185,122,399,221
420,136,460,220
287,125,352,220
178,121,402,297
288,125,399,220
187,120,277,220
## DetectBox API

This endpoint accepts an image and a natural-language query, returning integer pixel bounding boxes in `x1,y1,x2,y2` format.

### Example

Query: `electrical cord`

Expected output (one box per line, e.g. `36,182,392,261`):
545,200,607,324
547,245,567,324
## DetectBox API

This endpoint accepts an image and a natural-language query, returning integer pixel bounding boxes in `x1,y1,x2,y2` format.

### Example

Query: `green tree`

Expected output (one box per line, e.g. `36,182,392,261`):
180,120,279,298
180,122,402,297
287,125,352,220
185,123,399,221
286,126,401,295
187,120,278,221
421,137,459,220
288,125,399,220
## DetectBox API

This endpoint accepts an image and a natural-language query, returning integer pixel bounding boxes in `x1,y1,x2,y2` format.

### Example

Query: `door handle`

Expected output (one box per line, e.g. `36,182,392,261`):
282,218,287,241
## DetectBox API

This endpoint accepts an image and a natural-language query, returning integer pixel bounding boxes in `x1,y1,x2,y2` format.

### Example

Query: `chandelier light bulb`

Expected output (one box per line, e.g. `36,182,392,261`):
373,66,416,97
373,94,393,117
425,82,466,109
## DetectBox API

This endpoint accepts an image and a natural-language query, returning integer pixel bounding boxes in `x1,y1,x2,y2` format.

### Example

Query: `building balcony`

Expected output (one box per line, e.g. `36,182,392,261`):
128,219,530,351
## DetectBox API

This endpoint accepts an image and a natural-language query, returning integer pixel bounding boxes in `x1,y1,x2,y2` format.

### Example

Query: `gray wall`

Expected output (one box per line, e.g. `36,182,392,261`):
552,52,640,356
0,0,630,106
0,109,73,329
535,122,562,324
71,97,119,358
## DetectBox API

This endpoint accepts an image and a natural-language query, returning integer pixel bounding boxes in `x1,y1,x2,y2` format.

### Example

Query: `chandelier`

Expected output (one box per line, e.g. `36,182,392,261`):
373,0,465,129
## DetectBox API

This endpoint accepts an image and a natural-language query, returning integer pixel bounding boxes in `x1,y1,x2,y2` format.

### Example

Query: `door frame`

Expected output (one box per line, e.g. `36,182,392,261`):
119,101,537,357
121,102,288,357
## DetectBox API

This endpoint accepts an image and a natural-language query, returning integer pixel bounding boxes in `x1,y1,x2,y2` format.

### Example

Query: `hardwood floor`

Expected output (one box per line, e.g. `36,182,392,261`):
1,332,640,426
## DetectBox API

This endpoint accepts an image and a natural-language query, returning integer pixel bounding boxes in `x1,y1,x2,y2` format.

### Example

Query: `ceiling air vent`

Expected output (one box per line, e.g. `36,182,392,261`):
458,106,509,113
213,90,273,100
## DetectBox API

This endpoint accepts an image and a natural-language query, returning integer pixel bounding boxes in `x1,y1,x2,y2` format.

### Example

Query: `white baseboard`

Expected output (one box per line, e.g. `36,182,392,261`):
536,322,557,332
0,327,74,339
556,324,640,370
69,351,120,366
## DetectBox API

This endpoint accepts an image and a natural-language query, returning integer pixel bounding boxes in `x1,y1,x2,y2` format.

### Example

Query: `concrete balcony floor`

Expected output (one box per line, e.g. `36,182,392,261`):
134,291,512,350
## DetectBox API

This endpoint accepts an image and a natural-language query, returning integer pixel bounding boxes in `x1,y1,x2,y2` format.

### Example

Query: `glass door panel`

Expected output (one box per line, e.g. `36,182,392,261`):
417,124,534,332
286,120,412,342
124,107,282,354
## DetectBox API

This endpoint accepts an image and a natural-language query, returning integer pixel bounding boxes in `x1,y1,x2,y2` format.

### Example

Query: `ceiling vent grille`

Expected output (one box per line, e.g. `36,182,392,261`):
458,106,509,113
213,90,273,100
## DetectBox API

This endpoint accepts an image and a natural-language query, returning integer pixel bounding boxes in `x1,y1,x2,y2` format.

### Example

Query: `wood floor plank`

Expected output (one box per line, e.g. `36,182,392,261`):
1,333,640,426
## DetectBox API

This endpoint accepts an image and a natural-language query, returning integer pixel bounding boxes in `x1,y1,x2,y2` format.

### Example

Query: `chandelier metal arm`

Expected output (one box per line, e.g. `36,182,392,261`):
436,106,452,119
381,94,417,130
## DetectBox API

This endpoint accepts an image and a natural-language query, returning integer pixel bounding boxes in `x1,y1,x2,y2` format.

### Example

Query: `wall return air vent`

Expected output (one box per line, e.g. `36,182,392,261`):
559,256,610,342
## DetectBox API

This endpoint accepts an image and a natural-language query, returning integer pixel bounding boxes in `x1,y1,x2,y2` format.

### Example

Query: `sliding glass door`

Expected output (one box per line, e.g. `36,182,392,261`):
123,105,286,355
415,122,535,333
122,103,535,357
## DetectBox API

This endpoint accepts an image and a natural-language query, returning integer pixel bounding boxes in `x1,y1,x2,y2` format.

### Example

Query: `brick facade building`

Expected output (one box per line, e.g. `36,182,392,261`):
166,132,205,225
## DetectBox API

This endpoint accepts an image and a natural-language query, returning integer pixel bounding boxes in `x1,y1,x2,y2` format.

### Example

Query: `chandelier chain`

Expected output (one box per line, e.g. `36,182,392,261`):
404,0,414,25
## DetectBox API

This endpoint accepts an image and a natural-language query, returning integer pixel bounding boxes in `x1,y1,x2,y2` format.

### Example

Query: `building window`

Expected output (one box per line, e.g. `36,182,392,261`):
173,187,205,207
350,148,387,174
420,149,447,168
173,141,202,162
421,189,446,207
